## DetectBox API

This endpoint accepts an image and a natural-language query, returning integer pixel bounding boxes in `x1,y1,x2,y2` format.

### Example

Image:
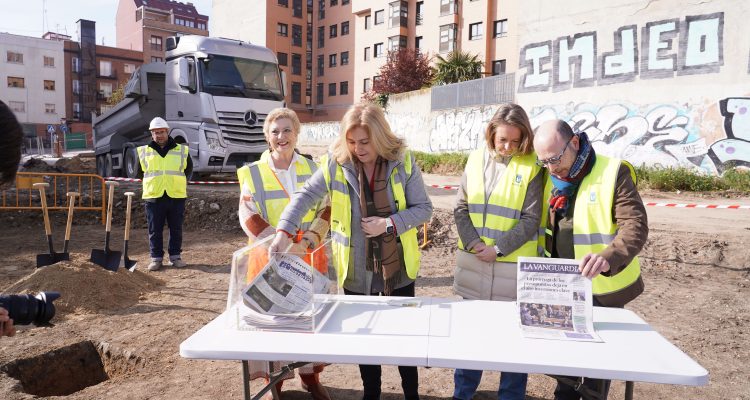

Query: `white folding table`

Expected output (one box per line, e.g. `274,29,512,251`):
180,296,707,400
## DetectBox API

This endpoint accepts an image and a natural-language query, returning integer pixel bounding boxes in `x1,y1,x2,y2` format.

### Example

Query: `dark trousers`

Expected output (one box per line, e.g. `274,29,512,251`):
554,298,611,400
145,197,185,260
344,282,419,400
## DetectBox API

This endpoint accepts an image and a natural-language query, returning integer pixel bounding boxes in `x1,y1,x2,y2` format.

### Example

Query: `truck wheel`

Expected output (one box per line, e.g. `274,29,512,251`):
124,148,143,179
96,155,106,177
104,154,114,178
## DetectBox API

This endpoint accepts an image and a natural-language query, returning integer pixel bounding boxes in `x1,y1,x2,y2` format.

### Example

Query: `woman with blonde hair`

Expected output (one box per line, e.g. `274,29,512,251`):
270,102,433,400
237,107,331,400
452,103,543,400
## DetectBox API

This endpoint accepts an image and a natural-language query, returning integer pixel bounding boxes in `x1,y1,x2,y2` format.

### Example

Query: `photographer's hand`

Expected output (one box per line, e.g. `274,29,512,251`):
0,307,16,338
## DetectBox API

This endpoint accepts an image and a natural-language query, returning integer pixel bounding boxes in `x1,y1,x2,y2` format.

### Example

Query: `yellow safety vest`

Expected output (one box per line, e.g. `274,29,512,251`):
236,150,318,231
321,151,420,286
541,155,641,296
138,144,189,199
459,149,541,261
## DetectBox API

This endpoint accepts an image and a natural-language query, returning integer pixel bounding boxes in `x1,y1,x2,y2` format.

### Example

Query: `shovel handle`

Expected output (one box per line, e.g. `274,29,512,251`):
33,183,52,236
105,181,119,233
65,192,79,242
124,192,135,241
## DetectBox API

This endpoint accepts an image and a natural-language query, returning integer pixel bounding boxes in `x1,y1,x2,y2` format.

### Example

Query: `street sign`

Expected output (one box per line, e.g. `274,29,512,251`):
47,124,56,135
59,124,68,134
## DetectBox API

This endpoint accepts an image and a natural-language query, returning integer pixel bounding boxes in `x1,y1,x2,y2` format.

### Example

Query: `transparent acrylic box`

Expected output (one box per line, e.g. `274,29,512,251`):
226,235,339,332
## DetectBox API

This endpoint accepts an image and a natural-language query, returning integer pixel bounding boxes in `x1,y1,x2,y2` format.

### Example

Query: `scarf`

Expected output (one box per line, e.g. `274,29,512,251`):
358,157,401,295
548,131,596,214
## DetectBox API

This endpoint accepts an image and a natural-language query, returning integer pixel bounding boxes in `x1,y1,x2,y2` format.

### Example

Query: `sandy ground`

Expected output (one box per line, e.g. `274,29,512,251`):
0,172,749,400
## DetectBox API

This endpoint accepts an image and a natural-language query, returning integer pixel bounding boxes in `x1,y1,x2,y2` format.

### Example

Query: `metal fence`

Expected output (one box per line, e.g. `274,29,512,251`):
431,73,516,111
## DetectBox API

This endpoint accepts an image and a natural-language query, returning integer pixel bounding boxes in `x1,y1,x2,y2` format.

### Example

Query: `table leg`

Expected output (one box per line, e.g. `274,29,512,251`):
242,361,251,400
625,381,634,400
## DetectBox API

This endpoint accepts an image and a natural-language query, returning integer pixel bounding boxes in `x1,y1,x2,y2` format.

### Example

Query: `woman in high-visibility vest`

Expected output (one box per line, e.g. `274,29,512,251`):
452,103,543,400
269,102,433,400
237,108,331,400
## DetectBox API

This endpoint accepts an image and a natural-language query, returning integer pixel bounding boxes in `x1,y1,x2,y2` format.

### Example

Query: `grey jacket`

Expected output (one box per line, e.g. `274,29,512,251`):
277,153,433,293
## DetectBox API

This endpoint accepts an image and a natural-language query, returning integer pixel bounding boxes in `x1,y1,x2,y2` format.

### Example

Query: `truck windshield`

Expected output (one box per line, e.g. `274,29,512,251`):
199,55,283,101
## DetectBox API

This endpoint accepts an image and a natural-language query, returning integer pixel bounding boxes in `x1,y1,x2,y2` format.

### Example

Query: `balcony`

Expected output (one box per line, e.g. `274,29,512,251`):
97,73,118,80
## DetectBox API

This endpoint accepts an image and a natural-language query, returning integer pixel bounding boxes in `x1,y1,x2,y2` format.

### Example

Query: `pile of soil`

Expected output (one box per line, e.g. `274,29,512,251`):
55,155,97,174
422,209,458,248
3,254,163,317
19,158,57,173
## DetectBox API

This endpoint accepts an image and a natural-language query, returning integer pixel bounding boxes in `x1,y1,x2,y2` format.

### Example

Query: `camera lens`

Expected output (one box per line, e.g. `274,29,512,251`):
0,292,60,326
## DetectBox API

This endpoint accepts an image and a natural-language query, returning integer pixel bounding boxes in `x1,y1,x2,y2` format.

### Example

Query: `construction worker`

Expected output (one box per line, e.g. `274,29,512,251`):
535,120,648,400
138,117,192,271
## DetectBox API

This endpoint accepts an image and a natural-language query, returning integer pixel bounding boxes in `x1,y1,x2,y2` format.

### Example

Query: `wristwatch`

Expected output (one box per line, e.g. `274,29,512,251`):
494,245,504,258
385,218,394,234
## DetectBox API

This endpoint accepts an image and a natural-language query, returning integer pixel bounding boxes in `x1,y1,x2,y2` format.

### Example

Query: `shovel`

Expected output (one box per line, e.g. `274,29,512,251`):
62,192,79,254
122,191,137,271
90,181,122,271
34,182,69,267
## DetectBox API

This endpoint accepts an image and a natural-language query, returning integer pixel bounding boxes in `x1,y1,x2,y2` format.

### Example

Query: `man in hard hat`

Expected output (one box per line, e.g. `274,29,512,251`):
138,117,192,271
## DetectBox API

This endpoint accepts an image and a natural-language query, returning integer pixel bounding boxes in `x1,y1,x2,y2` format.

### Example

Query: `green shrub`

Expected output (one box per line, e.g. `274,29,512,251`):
634,166,750,192
412,151,468,176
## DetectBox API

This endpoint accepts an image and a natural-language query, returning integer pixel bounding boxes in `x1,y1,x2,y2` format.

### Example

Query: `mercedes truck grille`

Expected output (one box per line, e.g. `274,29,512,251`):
216,111,268,145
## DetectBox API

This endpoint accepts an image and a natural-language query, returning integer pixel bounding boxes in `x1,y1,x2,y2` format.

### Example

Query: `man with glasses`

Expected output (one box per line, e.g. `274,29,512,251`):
534,120,648,400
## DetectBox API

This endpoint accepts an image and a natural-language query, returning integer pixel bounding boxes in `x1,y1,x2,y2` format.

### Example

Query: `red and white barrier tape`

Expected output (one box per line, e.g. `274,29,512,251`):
644,202,750,210
428,184,459,190
105,177,239,185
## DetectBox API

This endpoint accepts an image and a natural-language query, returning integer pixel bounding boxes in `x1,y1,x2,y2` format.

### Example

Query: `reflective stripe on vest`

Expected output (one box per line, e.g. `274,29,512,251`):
236,150,317,230
459,149,541,261
541,155,641,296
138,144,188,199
321,152,420,286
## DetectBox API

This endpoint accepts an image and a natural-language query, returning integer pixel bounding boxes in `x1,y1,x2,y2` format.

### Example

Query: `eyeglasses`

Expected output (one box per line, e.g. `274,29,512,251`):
536,136,573,167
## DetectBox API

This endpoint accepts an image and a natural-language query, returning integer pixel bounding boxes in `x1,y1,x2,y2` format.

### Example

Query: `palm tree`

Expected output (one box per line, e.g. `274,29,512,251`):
432,51,483,85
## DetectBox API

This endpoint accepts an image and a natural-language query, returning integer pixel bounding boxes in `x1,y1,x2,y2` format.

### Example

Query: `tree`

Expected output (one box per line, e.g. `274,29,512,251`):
363,47,434,106
432,50,483,85
106,81,127,107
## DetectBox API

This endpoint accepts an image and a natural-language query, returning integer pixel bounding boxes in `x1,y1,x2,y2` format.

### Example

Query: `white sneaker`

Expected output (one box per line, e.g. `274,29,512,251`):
147,260,162,271
170,259,187,268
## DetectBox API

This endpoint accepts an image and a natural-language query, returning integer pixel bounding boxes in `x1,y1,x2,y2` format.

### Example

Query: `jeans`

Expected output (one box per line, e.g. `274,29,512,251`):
145,197,185,260
344,282,419,400
453,368,528,400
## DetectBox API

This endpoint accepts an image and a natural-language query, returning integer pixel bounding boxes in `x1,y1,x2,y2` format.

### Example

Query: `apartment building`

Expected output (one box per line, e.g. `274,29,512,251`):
0,32,65,138
352,0,519,96
212,0,354,122
116,0,209,63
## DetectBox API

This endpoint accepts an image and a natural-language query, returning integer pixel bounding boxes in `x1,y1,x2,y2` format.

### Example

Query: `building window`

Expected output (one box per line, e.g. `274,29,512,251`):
439,24,457,53
278,0,289,5
316,83,324,104
150,35,163,51
330,0,337,5
292,25,302,46
469,22,482,40
329,54,337,67
318,0,325,19
6,51,23,64
492,59,506,75
388,35,407,51
340,81,348,95
151,56,163,62
317,55,324,76
291,82,301,103
136,9,143,21
73,102,81,119
8,101,25,113
415,36,423,52
197,22,207,30
278,23,289,36
44,80,56,91
342,0,349,4
493,19,508,37
363,78,371,93
389,1,407,28
440,0,457,15
45,103,56,114
278,52,288,66
43,56,55,68
341,51,349,65
329,24,337,38
416,1,424,25
328,83,336,96
72,80,80,94
341,21,349,35
7,76,25,88
100,82,113,98
374,9,384,25
72,57,80,73
293,0,303,17
100,60,112,77
317,26,325,48
365,15,371,29
374,43,384,58
124,63,136,74
364,47,370,61
292,53,302,75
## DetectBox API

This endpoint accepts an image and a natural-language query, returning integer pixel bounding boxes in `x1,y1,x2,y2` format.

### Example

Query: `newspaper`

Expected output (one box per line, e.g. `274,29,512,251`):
516,257,602,342
240,253,334,331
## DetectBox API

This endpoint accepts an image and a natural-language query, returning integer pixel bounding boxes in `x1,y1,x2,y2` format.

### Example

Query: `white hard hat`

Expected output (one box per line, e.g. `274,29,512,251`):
149,117,169,130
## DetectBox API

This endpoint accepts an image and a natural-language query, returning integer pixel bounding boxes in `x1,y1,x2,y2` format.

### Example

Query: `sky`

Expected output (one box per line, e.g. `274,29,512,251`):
0,0,213,46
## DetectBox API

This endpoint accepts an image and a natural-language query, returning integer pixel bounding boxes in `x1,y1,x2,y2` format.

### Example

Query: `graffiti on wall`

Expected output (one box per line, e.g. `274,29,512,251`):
299,122,339,145
709,97,750,172
428,107,498,152
519,12,725,92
